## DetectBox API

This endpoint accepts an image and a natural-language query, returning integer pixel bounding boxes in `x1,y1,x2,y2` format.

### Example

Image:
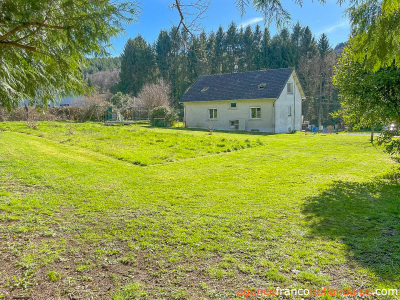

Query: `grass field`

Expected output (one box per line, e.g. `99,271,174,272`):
0,121,399,299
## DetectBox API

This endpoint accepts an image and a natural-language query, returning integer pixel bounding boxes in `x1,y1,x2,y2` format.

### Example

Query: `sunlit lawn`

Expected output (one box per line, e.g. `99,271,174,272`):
0,121,399,299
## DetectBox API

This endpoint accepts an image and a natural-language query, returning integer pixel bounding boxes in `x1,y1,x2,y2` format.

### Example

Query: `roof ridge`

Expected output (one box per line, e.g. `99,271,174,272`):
197,68,294,79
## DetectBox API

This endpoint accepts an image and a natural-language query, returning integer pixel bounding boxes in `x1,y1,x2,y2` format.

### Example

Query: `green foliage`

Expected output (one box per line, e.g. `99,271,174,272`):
377,129,400,155
84,57,121,74
116,36,158,96
348,0,400,71
0,0,139,110
333,0,400,146
149,106,178,127
334,52,400,127
333,46,400,153
318,33,332,57
155,30,173,80
110,92,131,108
240,0,399,72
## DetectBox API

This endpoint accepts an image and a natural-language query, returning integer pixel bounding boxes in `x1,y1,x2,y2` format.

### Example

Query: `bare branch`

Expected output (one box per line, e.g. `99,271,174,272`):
171,0,210,37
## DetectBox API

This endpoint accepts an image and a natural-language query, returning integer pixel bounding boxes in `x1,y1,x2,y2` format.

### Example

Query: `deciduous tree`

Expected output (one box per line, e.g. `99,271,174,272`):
136,79,172,108
333,45,400,151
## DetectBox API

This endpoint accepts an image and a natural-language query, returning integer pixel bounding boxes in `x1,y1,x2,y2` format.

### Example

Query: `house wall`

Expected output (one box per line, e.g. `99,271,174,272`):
184,99,275,132
274,73,302,133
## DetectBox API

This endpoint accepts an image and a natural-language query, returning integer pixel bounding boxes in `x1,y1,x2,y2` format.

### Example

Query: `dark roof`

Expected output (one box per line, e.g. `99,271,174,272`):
180,68,294,103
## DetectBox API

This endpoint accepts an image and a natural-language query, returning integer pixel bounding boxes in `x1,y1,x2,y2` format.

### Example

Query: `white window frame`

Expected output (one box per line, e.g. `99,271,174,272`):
229,120,239,128
208,108,218,120
250,107,261,120
230,102,237,109
287,82,294,94
288,105,292,116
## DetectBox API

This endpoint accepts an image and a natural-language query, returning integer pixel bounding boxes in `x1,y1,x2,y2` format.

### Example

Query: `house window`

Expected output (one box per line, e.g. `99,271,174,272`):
209,109,217,120
258,83,266,89
287,82,293,94
288,105,292,116
230,102,237,108
230,120,239,129
250,107,261,119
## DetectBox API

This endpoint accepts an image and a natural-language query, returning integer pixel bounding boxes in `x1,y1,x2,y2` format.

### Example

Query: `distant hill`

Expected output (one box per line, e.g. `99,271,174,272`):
83,57,121,74
83,57,121,93
85,69,120,93
334,42,348,54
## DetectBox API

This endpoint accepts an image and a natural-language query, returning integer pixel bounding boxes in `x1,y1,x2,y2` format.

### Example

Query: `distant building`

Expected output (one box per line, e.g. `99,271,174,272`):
180,68,305,133
21,96,83,107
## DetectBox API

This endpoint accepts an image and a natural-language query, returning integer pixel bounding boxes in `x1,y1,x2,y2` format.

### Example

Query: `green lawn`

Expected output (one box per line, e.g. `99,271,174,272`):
0,121,399,299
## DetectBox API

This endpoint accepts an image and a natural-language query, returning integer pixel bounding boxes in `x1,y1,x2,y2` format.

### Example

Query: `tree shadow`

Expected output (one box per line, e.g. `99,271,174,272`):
303,178,400,282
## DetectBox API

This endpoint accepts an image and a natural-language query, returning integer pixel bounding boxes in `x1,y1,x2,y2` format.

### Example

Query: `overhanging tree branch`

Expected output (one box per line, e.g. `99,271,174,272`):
0,0,139,110
0,41,37,51
0,21,68,43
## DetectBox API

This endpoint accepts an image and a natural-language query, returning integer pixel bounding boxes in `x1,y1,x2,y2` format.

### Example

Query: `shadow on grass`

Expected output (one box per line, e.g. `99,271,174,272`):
303,178,400,282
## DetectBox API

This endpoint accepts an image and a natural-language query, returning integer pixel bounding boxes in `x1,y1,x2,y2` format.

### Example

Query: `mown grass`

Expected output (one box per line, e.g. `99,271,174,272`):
1,122,265,166
0,121,399,299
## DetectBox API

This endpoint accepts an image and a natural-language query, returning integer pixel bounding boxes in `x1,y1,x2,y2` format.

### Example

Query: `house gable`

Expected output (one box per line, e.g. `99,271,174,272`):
274,72,303,133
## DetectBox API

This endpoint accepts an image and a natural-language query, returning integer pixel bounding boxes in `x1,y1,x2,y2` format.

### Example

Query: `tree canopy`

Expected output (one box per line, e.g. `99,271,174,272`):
347,0,400,71
333,43,400,153
334,48,389,129
116,36,158,96
332,0,400,153
0,0,138,109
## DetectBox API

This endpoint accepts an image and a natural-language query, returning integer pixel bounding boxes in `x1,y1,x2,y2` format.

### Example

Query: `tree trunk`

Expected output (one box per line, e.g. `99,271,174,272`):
318,99,322,131
370,127,374,143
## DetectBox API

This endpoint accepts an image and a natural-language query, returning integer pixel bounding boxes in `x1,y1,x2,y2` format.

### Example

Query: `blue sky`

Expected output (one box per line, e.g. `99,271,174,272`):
109,0,351,56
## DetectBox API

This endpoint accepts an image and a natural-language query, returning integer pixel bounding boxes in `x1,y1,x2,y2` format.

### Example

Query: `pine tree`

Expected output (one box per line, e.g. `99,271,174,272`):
252,25,263,70
207,32,220,74
242,26,254,71
118,36,159,96
214,26,225,73
224,22,238,73
156,30,173,81
318,33,332,57
260,28,271,69
300,26,317,58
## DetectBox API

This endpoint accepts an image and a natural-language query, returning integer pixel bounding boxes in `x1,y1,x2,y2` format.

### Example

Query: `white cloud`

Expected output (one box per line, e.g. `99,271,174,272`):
316,20,350,36
239,17,263,28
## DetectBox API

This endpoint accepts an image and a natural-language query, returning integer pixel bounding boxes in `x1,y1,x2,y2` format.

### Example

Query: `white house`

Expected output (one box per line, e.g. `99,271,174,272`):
180,68,305,133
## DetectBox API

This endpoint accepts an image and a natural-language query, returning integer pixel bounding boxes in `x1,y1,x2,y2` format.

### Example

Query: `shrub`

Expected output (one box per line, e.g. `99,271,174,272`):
149,106,178,127
137,79,171,108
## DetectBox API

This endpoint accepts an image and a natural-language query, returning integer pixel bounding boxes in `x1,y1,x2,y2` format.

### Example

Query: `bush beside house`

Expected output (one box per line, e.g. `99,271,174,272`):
150,106,178,127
